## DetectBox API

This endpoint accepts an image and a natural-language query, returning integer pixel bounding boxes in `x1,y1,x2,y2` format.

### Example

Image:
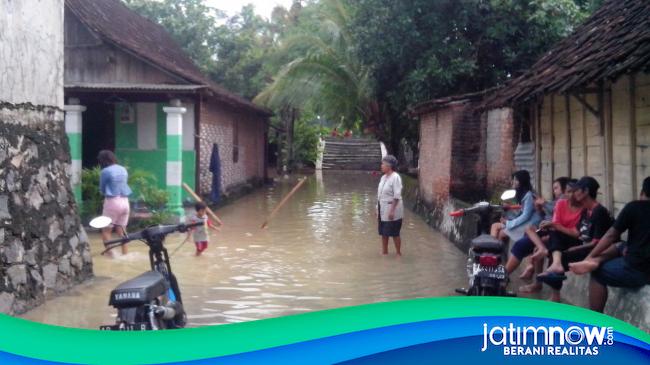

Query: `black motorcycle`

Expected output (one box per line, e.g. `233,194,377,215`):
90,217,203,331
450,190,520,296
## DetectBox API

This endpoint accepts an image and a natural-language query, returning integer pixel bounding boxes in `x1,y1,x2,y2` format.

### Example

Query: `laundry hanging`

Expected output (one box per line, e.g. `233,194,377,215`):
209,143,222,203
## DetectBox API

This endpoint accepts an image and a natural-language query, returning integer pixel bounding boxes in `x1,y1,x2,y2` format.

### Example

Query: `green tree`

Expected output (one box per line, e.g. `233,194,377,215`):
124,0,224,73
348,0,604,155
254,0,382,134
124,0,281,99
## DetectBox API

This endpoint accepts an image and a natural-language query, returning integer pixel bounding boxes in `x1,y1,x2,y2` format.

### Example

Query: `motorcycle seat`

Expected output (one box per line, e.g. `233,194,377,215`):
109,271,169,308
471,234,504,253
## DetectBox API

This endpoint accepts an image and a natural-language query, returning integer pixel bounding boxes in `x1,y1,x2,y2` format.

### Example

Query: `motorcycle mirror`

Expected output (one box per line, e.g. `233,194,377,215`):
89,216,112,229
500,189,516,201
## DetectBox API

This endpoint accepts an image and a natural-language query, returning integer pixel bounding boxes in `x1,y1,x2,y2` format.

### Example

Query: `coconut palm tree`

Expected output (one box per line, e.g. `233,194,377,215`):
254,0,383,132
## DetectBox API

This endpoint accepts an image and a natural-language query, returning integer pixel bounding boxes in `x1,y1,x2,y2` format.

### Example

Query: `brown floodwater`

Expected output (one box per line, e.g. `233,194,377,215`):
21,171,470,328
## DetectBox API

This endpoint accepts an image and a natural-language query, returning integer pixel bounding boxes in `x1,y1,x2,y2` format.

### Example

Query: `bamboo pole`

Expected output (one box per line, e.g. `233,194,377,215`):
260,177,307,229
182,182,223,225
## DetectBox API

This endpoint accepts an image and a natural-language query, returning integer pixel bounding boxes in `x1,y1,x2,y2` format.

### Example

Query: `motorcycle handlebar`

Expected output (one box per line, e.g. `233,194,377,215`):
102,222,205,248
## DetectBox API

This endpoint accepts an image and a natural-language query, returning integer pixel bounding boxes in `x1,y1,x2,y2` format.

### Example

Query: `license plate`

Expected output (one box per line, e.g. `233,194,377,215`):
485,271,506,280
478,268,506,280
100,322,151,331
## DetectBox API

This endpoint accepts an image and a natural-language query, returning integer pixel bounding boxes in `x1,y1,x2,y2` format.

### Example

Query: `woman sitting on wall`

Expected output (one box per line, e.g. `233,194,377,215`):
505,177,573,293
490,170,541,243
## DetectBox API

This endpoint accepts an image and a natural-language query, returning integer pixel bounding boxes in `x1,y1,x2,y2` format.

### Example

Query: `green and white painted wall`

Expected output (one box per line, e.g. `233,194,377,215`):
64,101,86,203
113,101,196,215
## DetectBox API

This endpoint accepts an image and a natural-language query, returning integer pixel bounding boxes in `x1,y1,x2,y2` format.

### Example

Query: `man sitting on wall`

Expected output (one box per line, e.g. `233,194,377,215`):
569,176,650,312
537,177,613,302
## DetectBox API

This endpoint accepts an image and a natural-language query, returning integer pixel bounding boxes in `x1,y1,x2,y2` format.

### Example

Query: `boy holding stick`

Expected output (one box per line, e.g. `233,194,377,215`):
185,202,220,256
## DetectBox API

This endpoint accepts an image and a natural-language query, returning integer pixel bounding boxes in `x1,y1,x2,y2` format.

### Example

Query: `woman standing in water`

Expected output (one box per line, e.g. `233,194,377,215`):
377,155,404,256
98,150,132,256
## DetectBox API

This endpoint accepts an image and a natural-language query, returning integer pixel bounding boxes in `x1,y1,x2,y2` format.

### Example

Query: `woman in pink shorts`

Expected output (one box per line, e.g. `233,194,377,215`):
98,150,132,256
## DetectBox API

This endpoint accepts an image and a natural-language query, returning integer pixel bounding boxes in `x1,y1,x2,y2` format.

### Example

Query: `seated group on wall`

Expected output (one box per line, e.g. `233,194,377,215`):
490,170,650,313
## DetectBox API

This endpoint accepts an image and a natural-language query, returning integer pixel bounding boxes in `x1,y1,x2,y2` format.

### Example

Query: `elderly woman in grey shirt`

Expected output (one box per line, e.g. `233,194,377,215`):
377,155,404,255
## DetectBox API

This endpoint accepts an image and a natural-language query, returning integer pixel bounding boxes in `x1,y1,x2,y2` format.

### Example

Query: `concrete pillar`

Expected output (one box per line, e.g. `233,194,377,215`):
163,100,186,218
64,98,86,203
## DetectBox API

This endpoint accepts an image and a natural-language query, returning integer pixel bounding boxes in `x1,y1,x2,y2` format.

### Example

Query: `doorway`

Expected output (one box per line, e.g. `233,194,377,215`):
82,101,115,169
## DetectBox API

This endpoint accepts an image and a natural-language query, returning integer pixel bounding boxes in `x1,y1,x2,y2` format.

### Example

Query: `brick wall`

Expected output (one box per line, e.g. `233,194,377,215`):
485,108,516,196
450,103,486,202
418,100,487,206
198,100,266,198
418,109,453,205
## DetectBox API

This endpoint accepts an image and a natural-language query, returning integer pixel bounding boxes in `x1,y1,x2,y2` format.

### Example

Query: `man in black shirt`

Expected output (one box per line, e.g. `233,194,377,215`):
538,177,613,302
570,176,650,312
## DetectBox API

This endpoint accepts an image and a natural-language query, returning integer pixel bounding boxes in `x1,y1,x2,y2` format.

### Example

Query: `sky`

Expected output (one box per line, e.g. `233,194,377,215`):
205,0,295,19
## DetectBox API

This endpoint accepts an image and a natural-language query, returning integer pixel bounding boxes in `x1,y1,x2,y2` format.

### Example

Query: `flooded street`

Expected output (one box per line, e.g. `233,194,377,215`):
21,172,467,328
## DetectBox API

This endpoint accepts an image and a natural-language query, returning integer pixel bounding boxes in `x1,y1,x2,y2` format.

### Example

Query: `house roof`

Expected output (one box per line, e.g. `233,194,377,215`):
408,89,494,117
484,0,650,108
65,83,206,93
65,0,271,117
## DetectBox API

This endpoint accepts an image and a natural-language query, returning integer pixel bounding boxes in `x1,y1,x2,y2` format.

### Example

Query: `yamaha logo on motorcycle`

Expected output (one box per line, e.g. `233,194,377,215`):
114,292,142,301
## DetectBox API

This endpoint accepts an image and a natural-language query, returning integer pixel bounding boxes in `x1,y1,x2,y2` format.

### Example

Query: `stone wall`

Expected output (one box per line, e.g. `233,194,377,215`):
402,174,478,253
198,100,267,200
0,0,92,315
563,274,650,332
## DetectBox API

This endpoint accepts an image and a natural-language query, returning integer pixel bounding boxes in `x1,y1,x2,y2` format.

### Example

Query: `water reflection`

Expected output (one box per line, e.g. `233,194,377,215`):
21,172,467,328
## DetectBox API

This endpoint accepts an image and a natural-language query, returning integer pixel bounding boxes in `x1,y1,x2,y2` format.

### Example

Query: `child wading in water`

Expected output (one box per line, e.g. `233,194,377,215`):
186,202,220,256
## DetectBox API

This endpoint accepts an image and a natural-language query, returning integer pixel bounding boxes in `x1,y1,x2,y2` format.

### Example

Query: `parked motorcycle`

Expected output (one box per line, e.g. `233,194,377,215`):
89,217,203,331
450,190,520,296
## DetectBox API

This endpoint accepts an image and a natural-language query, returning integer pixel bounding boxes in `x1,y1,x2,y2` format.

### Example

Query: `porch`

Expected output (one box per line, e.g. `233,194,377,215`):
63,86,201,217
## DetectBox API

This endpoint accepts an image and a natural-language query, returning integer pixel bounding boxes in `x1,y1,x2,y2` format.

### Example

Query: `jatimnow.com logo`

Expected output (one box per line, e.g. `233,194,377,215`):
481,323,614,356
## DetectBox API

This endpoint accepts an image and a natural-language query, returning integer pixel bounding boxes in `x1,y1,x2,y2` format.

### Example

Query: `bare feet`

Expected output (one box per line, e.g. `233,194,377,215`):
519,264,535,280
519,283,542,294
530,248,548,262
540,263,565,276
569,258,599,275
548,292,562,302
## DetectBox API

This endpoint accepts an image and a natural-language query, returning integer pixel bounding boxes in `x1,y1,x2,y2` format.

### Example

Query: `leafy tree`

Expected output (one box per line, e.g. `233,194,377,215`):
254,0,382,134
348,0,604,155
124,0,280,99
124,0,224,73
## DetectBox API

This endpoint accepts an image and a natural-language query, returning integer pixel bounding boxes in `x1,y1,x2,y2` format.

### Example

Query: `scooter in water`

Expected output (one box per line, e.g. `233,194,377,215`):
450,190,520,297
89,216,203,331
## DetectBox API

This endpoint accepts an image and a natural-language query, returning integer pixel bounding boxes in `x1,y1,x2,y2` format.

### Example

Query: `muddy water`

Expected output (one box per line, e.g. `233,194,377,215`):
21,172,468,328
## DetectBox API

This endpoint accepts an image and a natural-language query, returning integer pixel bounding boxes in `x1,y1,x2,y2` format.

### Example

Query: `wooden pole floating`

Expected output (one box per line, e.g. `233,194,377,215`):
182,182,223,226
260,177,307,229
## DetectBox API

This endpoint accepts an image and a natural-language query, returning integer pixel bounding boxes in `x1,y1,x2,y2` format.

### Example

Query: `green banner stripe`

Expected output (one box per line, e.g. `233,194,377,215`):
0,297,648,364
67,133,82,160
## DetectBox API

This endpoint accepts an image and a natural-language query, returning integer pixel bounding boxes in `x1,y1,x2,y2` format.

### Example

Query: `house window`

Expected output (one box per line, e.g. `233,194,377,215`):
233,120,239,163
